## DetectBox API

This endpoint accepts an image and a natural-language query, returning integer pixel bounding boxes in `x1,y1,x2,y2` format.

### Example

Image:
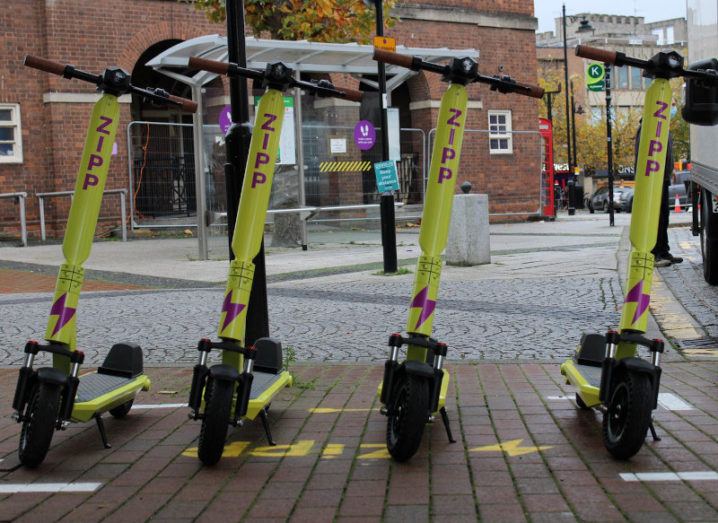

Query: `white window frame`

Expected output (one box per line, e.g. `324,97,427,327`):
0,104,23,164
488,110,513,155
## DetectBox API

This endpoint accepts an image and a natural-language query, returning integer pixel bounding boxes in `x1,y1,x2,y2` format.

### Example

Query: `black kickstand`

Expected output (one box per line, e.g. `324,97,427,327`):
95,415,111,449
648,420,661,442
259,407,276,446
439,407,457,444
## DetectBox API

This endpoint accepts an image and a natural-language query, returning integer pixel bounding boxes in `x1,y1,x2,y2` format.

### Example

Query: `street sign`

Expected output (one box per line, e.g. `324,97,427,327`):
373,36,396,52
586,62,605,92
374,160,399,193
354,120,376,151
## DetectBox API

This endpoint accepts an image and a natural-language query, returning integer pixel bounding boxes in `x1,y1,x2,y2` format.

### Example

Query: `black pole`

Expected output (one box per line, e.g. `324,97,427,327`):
374,1,397,273
562,4,573,173
570,80,578,168
546,92,553,122
224,0,269,342
606,64,615,227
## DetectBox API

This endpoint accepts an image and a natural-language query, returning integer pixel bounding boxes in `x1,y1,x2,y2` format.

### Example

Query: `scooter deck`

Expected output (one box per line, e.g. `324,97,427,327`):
245,370,292,421
72,372,151,423
377,368,450,413
560,358,601,407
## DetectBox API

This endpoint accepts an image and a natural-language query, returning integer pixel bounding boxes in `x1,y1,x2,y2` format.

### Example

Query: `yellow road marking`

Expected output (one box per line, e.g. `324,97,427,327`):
471,439,552,457
309,407,373,414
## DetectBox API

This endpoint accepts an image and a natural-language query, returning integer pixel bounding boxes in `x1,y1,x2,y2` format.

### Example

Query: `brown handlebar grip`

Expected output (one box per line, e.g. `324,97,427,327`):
373,49,414,69
24,55,66,76
340,88,363,103
188,56,230,75
575,45,617,64
519,83,545,99
167,94,198,113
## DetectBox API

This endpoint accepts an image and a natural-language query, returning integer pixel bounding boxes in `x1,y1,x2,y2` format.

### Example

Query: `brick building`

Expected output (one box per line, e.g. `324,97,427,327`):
0,0,540,241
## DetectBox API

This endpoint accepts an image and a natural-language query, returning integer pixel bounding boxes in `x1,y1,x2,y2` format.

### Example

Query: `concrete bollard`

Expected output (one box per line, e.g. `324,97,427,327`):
446,191,491,266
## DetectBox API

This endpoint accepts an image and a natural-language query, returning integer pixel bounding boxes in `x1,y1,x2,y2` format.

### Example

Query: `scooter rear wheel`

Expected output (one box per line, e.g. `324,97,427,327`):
197,378,233,466
18,382,62,468
109,400,134,419
602,370,652,460
386,373,429,462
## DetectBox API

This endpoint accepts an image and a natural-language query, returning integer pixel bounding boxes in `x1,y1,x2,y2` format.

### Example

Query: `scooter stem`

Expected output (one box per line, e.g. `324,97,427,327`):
217,89,285,360
617,78,672,352
45,95,120,367
405,83,468,357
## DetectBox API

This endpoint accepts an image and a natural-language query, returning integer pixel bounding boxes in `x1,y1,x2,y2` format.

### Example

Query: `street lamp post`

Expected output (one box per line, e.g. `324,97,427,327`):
365,0,397,273
562,4,572,174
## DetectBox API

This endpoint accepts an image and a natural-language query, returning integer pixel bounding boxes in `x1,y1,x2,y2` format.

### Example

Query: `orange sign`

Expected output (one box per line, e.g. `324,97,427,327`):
373,36,396,52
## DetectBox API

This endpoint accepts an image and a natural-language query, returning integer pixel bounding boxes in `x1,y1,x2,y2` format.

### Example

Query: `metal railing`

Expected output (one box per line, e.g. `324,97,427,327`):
0,192,28,246
37,189,127,242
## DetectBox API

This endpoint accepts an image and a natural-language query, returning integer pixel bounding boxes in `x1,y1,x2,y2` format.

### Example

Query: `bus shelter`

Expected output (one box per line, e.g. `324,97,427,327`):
147,36,477,259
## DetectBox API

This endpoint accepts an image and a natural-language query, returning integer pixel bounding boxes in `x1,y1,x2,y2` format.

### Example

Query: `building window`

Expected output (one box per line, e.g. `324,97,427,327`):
0,104,23,164
617,67,629,89
666,26,674,45
488,110,512,154
591,107,603,123
630,67,642,90
652,28,665,45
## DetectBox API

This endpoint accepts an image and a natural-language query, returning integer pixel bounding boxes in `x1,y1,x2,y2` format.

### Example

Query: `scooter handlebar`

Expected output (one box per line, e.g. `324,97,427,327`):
575,45,618,65
167,93,198,113
336,87,363,102
188,56,230,75
373,49,416,69
510,80,545,99
24,55,68,76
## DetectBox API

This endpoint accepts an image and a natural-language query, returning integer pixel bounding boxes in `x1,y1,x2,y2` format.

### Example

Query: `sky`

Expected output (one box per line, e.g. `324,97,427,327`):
536,0,688,33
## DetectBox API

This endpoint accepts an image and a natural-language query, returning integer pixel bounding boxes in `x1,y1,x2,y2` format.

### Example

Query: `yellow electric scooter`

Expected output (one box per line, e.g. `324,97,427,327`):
373,49,544,462
11,56,196,468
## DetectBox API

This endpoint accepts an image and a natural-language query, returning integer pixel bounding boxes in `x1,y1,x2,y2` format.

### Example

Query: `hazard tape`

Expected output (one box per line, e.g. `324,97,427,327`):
319,161,373,172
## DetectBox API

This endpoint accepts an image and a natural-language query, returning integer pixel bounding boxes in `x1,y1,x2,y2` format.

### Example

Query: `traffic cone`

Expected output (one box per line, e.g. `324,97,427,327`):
674,194,682,213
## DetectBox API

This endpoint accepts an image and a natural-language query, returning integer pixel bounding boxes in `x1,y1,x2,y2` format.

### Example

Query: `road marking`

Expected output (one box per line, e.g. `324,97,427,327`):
471,439,553,457
621,471,718,482
309,407,372,414
546,395,570,401
0,482,102,494
657,393,695,411
133,403,186,409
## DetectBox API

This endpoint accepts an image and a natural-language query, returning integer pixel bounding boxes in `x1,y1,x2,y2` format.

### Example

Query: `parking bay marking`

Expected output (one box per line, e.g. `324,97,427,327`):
0,482,102,494
132,403,187,409
547,393,695,411
621,471,718,482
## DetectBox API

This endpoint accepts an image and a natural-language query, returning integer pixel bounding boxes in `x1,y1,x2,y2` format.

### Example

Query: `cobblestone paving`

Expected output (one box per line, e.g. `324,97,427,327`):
657,227,718,339
0,244,624,365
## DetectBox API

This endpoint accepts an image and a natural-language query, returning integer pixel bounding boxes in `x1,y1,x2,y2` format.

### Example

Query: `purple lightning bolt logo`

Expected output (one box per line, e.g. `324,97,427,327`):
626,280,650,324
221,291,245,331
49,293,76,336
411,286,436,329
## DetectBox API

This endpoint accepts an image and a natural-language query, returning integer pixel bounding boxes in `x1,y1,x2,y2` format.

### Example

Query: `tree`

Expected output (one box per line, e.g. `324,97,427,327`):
185,0,395,43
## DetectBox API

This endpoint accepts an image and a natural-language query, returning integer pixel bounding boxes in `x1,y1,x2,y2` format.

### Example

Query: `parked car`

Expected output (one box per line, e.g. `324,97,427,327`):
587,186,629,213
619,183,690,213
620,187,635,212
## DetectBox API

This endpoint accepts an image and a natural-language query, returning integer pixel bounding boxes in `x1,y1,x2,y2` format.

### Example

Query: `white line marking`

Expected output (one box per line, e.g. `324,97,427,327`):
0,482,102,493
621,471,718,482
133,403,186,410
546,395,570,401
657,393,695,411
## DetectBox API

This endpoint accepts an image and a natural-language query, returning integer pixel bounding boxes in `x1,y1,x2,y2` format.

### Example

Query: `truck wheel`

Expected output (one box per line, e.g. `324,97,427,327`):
18,383,62,468
602,370,652,460
701,189,718,285
386,373,429,462
197,378,233,466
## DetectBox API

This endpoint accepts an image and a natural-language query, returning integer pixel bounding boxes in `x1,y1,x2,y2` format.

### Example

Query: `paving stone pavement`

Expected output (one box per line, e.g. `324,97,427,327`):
0,243,625,365
657,227,718,342
1,362,717,522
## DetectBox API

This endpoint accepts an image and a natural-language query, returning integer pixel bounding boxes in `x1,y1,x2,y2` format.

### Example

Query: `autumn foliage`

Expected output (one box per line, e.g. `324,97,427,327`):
185,0,395,43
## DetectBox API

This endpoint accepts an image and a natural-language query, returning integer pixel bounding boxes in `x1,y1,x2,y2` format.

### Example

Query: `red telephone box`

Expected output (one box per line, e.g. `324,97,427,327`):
539,118,556,218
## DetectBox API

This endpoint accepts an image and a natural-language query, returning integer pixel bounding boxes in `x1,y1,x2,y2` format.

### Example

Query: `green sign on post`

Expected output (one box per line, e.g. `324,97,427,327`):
374,160,400,193
586,62,605,92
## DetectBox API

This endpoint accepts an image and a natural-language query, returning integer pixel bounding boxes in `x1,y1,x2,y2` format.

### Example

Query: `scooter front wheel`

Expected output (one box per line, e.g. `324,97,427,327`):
109,400,134,419
197,378,233,466
386,373,429,462
18,382,62,468
602,370,653,460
